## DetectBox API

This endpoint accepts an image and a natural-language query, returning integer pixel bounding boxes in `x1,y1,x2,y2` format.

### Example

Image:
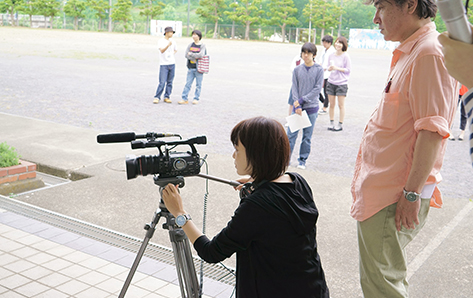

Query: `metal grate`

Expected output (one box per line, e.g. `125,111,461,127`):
0,195,236,286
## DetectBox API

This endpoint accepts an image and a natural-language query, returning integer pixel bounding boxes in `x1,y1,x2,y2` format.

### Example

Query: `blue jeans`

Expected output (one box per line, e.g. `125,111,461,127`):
182,68,204,101
154,64,175,99
287,111,318,166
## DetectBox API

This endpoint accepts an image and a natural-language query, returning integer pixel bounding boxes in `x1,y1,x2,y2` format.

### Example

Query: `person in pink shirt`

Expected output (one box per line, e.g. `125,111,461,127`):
351,0,458,297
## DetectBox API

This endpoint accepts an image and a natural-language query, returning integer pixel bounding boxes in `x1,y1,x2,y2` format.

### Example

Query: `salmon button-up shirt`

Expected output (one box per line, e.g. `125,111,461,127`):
351,22,458,222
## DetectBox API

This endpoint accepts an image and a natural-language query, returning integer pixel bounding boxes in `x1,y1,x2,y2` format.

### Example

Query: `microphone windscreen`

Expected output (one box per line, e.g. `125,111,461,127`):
97,132,136,143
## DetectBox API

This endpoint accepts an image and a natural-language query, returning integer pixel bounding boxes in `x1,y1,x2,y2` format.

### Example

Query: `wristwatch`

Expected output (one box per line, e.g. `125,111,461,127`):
403,189,420,202
175,214,192,227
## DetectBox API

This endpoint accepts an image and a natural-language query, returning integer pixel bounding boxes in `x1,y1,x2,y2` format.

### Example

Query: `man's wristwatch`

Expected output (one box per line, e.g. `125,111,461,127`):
403,189,421,202
175,214,192,227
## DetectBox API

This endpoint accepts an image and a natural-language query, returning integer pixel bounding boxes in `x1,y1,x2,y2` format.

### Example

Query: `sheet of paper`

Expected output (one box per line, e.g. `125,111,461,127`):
285,110,312,133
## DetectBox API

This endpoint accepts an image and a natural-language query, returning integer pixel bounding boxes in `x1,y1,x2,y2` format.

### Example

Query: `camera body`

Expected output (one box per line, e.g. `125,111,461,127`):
96,131,206,180
126,151,201,180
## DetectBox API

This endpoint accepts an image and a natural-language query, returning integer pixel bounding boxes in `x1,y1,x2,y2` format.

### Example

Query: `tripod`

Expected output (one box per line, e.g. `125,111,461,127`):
119,176,200,298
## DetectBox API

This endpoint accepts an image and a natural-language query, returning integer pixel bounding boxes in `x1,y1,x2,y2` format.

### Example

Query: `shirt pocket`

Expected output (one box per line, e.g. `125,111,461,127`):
372,92,400,129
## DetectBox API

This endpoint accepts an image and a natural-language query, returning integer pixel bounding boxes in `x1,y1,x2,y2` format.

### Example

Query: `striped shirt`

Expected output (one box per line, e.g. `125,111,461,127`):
462,89,473,163
289,63,324,115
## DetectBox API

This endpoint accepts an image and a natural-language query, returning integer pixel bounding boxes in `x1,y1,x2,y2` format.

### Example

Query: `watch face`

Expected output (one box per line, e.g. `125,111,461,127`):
176,215,186,227
407,193,417,202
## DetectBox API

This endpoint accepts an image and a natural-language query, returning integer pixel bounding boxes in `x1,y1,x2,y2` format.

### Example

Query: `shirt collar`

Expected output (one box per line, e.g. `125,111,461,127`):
394,22,436,55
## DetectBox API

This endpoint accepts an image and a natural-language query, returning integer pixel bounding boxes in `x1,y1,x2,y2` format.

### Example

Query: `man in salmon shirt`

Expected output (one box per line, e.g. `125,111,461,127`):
351,0,458,297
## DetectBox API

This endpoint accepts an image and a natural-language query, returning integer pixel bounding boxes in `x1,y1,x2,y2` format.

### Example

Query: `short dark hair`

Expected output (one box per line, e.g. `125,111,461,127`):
336,36,348,52
192,29,202,40
301,42,317,57
322,35,334,45
230,117,290,184
366,0,437,19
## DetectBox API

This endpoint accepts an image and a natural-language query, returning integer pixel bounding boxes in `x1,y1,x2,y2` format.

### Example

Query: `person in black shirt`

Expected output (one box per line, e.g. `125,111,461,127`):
179,30,207,105
162,116,329,297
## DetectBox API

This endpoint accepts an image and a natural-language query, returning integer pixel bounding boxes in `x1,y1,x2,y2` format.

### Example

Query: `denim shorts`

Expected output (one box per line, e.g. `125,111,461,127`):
327,82,348,96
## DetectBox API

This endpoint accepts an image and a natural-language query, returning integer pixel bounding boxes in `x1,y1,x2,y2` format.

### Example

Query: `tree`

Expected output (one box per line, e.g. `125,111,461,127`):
162,3,175,20
225,0,264,40
303,0,342,38
139,0,165,34
87,0,109,31
111,0,132,32
196,0,226,39
19,0,39,27
341,0,375,30
64,0,86,30
35,0,61,28
1,0,25,26
266,0,298,42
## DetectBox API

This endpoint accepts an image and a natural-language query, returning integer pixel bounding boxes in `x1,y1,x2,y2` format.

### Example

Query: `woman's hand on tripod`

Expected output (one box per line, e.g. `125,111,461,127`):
162,183,203,244
162,183,186,217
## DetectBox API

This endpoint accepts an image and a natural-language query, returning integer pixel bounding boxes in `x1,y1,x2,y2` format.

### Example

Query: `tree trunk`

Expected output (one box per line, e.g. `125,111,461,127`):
245,22,250,40
10,10,14,27
281,24,286,43
98,18,102,31
74,17,78,30
213,20,218,39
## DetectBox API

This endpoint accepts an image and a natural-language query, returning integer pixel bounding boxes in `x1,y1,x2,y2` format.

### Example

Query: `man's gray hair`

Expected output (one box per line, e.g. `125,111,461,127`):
366,0,437,19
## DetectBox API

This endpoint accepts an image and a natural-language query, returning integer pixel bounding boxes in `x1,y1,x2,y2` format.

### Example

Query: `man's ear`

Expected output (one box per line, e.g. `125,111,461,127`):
406,0,418,15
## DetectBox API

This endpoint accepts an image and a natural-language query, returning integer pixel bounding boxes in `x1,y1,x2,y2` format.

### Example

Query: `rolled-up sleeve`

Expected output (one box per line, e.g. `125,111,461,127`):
409,55,456,138
414,116,450,138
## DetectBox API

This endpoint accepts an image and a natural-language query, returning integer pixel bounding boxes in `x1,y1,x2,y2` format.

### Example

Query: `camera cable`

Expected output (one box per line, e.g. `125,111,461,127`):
199,158,236,298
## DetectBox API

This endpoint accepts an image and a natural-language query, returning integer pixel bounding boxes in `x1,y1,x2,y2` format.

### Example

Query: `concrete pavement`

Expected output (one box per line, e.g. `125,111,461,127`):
0,111,472,298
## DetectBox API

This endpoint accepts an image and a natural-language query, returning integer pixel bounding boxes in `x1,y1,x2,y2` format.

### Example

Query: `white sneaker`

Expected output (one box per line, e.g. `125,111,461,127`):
297,164,306,170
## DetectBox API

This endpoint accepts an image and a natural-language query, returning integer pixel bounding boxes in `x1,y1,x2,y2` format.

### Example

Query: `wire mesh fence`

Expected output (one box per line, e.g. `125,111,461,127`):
1,13,350,44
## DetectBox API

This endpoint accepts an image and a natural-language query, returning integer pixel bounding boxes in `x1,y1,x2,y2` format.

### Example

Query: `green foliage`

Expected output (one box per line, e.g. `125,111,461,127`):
226,0,264,40
19,0,39,19
64,0,87,29
196,0,226,23
303,0,342,31
139,0,165,33
1,0,25,25
342,0,376,30
0,142,20,168
64,0,86,18
196,0,226,38
1,0,407,39
112,0,133,32
87,0,109,30
139,0,165,19
266,0,298,42
162,3,175,20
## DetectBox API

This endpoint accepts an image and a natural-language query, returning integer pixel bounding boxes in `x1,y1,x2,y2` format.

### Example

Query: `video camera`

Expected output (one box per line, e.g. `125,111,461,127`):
97,132,206,180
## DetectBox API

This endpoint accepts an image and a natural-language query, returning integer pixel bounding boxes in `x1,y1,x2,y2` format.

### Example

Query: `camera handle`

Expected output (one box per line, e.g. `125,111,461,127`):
119,176,200,298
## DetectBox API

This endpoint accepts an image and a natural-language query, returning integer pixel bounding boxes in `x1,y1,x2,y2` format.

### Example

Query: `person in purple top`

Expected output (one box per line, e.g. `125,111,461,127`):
287,42,324,169
327,36,352,132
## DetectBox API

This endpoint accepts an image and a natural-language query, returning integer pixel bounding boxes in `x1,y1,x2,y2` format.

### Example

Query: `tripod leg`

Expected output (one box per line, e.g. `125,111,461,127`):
169,228,200,297
119,209,161,298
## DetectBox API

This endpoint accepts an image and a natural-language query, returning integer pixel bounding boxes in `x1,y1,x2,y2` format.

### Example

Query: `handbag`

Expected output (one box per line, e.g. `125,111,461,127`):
197,55,210,74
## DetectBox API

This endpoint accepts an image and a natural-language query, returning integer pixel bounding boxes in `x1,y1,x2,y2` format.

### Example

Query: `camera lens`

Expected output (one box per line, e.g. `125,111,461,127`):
173,158,187,170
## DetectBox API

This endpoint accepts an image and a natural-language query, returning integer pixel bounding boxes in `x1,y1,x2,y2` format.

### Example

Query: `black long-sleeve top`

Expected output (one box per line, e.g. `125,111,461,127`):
194,172,329,298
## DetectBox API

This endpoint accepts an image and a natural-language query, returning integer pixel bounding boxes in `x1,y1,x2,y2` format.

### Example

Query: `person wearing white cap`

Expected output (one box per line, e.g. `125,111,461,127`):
153,26,177,104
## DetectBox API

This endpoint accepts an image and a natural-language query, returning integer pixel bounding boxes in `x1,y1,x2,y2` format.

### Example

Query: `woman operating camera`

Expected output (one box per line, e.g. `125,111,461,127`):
162,116,329,297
